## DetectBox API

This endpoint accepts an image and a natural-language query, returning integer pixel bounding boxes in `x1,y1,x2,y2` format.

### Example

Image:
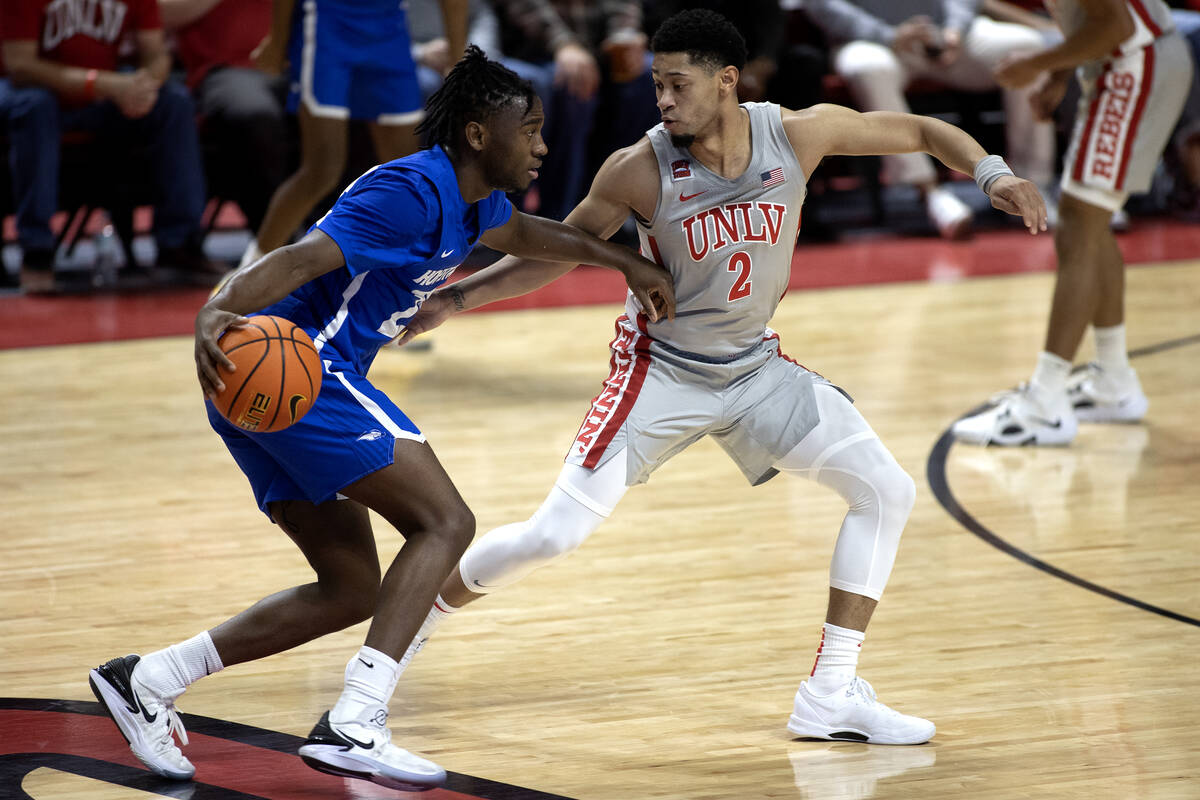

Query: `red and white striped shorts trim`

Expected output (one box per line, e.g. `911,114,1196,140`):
568,315,652,469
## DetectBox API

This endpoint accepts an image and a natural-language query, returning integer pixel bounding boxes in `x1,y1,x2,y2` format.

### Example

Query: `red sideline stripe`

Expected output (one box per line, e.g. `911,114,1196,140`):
1116,45,1155,190
580,316,651,469
1128,0,1163,37
1072,65,1111,182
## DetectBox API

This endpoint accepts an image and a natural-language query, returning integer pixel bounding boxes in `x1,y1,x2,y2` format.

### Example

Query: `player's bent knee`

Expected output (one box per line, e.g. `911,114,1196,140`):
877,465,916,518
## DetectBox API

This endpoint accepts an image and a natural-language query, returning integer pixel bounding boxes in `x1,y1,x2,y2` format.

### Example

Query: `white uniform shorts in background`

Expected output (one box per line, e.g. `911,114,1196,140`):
1062,31,1192,211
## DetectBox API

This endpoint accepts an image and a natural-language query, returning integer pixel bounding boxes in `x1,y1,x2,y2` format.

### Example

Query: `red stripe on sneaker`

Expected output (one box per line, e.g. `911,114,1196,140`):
1115,46,1155,190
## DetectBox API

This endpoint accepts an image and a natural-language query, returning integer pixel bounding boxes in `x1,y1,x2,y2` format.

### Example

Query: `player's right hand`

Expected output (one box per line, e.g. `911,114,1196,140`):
195,306,250,400
623,258,675,323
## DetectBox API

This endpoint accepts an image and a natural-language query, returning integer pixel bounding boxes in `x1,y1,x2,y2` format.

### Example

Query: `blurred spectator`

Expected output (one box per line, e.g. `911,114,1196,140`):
0,0,218,293
1166,2,1200,215
804,0,1056,238
408,0,500,104
161,0,286,234
241,0,465,265
489,0,658,220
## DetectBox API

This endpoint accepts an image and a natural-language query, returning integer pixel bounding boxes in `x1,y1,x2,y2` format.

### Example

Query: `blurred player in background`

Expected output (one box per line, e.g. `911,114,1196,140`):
88,48,673,792
396,10,1046,745
239,0,467,265
953,0,1192,446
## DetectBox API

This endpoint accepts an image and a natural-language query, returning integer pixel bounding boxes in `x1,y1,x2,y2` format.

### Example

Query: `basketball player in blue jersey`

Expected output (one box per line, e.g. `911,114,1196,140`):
87,47,674,791
394,10,1047,747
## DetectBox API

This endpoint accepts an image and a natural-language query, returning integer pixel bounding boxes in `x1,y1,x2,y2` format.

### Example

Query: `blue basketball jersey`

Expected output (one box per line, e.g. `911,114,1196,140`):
261,145,513,374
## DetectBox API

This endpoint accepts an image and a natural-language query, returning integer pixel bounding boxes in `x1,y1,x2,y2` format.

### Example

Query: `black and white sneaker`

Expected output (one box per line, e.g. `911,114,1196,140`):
88,654,194,779
298,709,446,791
952,384,1077,446
1067,363,1148,423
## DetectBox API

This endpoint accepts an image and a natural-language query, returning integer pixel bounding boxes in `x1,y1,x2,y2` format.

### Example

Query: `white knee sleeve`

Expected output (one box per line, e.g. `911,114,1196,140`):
458,455,629,592
775,386,915,600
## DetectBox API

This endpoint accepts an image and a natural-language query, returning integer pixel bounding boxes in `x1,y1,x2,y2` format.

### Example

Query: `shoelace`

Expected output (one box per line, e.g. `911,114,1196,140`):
847,676,877,702
152,702,190,752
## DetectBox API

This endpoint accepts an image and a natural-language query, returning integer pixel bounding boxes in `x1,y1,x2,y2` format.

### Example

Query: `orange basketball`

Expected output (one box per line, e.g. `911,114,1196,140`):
214,315,321,433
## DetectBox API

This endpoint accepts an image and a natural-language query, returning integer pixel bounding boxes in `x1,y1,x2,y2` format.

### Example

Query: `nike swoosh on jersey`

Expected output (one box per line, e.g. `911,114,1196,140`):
678,190,708,202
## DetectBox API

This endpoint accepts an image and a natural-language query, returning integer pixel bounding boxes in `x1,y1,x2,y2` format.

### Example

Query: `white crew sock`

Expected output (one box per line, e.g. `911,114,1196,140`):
330,646,400,723
135,631,224,700
1093,324,1130,373
1030,350,1072,400
397,596,457,676
807,623,865,695
238,239,263,269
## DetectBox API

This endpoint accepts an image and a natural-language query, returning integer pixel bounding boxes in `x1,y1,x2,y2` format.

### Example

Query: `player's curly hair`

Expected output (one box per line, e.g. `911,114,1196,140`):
650,9,747,72
417,45,537,149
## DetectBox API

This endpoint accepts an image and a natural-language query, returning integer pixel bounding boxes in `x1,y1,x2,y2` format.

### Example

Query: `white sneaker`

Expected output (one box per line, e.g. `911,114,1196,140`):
298,709,446,791
88,655,195,780
788,676,935,745
952,384,1077,446
926,187,973,239
1067,363,1148,423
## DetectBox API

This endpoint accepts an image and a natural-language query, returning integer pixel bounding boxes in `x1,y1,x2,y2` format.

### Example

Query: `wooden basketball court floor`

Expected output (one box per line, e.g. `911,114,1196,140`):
1,253,1198,799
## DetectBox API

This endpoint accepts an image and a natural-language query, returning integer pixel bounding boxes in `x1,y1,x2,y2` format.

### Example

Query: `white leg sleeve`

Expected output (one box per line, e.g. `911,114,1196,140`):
773,385,916,600
458,452,630,593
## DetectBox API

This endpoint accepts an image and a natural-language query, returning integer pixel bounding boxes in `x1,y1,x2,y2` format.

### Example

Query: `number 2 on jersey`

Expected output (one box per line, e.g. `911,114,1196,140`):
727,251,752,302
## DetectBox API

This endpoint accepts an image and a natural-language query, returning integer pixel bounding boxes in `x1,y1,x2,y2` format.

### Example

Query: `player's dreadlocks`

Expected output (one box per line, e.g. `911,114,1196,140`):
651,9,746,73
417,45,537,150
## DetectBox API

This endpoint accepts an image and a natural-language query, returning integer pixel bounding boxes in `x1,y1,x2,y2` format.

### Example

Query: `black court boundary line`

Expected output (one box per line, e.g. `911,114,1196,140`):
0,697,576,800
926,333,1200,628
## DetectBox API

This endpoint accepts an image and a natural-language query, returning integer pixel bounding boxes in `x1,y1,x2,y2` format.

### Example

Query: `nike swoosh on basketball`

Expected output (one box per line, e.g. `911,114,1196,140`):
441,249,454,258
288,394,305,423
679,190,708,202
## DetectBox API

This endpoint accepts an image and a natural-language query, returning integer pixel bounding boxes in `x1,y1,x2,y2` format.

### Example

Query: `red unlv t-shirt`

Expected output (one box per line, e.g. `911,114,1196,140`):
0,0,161,71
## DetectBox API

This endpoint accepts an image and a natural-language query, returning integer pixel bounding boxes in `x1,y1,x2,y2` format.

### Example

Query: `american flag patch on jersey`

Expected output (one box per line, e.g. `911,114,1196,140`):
761,167,784,188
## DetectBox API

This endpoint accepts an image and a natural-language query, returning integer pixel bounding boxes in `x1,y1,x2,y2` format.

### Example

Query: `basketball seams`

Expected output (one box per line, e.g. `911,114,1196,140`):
264,317,285,431
217,315,321,433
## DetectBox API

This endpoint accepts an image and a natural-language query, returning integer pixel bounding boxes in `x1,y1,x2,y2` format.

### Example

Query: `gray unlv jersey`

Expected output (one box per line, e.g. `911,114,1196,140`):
629,102,807,359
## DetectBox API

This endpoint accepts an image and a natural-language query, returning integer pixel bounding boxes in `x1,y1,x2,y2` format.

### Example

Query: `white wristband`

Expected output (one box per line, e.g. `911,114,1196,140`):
974,154,1014,195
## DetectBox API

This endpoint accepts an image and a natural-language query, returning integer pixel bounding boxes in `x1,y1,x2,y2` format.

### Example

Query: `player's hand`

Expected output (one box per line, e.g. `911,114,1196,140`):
994,53,1043,90
554,42,600,100
195,306,250,400
622,258,675,323
987,175,1048,235
395,289,457,346
1030,71,1071,121
252,34,288,76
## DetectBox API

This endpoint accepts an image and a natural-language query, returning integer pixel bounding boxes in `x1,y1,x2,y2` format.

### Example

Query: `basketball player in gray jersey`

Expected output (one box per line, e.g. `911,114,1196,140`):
954,0,1192,445
397,9,1046,744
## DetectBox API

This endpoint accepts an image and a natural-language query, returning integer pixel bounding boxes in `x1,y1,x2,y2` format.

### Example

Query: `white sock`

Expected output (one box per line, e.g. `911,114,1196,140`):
1030,350,1072,399
1093,324,1130,373
135,631,224,700
397,595,457,676
807,623,864,695
330,646,400,723
238,239,263,269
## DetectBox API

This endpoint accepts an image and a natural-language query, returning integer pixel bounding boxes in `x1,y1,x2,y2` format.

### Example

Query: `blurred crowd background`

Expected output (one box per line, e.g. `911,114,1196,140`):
1,0,1198,294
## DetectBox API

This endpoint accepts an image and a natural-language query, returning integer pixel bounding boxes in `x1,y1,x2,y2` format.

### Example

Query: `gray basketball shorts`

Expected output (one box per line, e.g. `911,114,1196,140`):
1062,31,1192,211
565,315,840,487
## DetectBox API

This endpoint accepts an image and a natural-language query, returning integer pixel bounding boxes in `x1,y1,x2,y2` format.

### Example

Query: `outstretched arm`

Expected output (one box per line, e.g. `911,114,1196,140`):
398,143,666,343
784,104,1048,233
